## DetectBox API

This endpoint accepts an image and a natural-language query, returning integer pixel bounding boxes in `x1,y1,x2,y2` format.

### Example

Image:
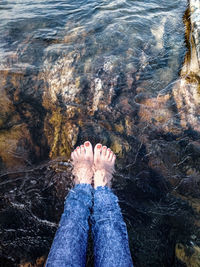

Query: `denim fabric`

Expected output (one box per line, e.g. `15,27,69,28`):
46,184,133,267
46,183,93,267
92,186,133,267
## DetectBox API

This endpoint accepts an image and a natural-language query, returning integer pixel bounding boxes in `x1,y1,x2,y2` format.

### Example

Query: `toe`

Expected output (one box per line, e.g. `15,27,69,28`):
111,154,116,164
94,143,102,162
109,151,114,161
73,150,79,160
102,146,107,157
84,141,93,160
75,146,80,155
71,151,75,161
80,144,85,155
106,148,111,159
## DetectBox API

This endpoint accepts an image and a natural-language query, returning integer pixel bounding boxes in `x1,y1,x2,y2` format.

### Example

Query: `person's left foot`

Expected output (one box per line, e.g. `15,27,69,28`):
71,141,94,184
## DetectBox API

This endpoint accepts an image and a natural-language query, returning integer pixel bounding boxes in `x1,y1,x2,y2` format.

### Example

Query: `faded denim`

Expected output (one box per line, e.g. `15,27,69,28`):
46,184,133,267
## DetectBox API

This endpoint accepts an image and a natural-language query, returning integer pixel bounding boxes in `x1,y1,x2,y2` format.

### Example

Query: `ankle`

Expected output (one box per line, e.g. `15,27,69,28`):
94,170,111,189
73,168,93,185
75,178,92,185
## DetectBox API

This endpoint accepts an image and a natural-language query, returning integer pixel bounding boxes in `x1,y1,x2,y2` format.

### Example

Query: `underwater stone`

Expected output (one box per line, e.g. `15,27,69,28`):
176,243,200,267
190,0,200,67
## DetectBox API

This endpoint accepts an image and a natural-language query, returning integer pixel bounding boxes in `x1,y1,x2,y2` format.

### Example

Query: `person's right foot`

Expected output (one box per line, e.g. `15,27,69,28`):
71,141,94,185
93,144,116,188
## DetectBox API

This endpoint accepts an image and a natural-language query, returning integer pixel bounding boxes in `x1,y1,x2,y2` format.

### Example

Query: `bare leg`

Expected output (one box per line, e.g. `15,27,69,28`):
92,144,133,267
46,141,94,267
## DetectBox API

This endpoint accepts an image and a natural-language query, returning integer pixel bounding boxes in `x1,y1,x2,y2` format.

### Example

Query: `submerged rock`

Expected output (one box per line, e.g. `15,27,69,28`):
190,0,200,68
19,256,46,267
176,243,200,267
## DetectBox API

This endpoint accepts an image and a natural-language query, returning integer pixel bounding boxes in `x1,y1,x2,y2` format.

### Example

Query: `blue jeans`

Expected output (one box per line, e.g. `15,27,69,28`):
46,184,133,267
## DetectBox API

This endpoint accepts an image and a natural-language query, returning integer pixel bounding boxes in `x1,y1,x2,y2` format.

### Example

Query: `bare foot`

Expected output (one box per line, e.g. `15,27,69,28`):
71,141,94,185
93,144,116,188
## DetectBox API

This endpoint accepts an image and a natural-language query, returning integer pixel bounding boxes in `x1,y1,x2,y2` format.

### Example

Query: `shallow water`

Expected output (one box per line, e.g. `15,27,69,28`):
0,0,200,266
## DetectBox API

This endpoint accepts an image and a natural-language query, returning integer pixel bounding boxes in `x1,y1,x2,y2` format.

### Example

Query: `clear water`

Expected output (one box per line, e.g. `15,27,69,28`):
1,0,200,266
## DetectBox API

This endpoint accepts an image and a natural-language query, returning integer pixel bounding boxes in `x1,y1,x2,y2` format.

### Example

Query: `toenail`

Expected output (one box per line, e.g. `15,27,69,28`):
85,142,90,147
103,146,107,149
77,146,80,149
107,148,111,151
81,145,84,148
97,144,102,149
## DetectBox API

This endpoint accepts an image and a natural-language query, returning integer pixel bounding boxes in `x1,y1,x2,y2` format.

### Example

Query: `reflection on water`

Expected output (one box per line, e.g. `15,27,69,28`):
0,0,200,266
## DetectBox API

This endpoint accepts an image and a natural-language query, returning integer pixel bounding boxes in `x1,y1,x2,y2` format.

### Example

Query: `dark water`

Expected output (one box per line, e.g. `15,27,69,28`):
1,0,200,266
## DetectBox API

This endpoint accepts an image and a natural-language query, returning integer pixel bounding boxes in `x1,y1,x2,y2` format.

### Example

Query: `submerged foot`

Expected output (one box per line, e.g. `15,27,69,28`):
93,144,116,188
71,141,94,185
